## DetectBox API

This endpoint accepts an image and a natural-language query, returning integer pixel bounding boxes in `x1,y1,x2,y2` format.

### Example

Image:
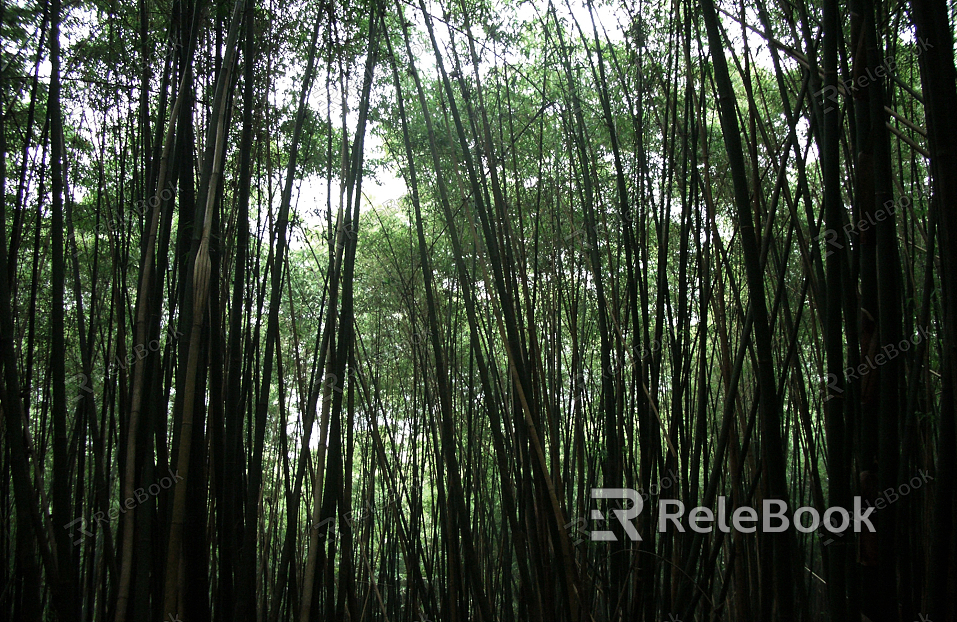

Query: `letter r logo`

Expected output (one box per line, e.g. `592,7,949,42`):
590,488,643,541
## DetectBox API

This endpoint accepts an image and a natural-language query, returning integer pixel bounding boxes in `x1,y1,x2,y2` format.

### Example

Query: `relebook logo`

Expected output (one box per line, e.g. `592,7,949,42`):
588,488,875,541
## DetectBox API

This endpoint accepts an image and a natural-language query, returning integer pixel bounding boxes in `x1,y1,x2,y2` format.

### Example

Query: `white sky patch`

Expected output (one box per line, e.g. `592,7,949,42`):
286,0,631,244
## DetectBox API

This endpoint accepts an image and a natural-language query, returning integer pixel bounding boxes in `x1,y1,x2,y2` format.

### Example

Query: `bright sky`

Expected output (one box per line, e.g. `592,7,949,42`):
288,0,630,239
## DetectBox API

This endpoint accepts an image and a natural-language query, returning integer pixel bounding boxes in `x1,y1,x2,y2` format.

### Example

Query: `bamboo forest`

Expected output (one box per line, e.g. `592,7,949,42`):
1,0,955,618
